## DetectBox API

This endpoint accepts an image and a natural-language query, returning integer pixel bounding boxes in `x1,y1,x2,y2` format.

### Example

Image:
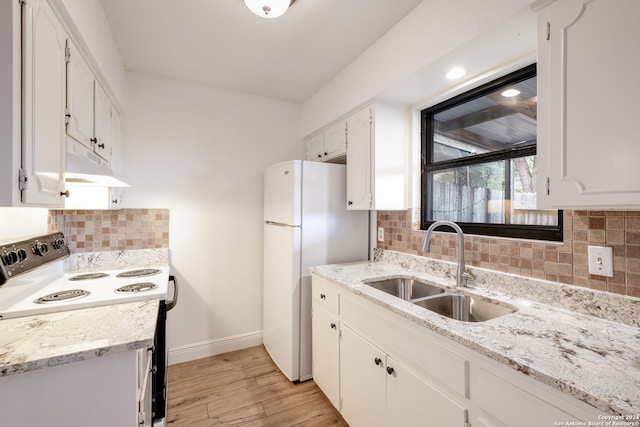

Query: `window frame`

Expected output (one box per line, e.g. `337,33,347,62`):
420,64,563,241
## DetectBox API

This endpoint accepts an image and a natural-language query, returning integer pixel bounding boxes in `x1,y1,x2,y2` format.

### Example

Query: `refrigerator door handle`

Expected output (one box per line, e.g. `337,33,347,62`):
265,221,297,228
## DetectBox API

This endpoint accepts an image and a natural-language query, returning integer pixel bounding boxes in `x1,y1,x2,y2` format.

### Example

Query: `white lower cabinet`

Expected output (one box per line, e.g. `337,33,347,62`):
340,325,386,427
311,304,340,408
311,275,603,427
387,354,467,427
0,349,147,427
340,325,467,427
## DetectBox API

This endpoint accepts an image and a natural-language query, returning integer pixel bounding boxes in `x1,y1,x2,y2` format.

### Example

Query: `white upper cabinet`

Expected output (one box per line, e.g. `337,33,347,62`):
347,102,408,211
21,0,68,207
93,81,114,163
66,39,94,151
305,120,347,163
535,0,640,208
67,46,114,165
346,107,372,209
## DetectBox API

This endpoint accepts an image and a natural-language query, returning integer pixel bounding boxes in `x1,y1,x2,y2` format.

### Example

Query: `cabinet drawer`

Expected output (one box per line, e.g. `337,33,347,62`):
312,276,339,314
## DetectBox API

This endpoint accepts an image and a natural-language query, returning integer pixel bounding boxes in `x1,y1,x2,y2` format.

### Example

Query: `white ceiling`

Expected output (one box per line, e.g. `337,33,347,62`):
99,0,424,103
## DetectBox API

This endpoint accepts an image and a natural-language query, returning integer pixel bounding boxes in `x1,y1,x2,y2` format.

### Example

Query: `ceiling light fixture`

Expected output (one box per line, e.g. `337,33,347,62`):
501,89,521,97
243,0,296,19
445,67,466,80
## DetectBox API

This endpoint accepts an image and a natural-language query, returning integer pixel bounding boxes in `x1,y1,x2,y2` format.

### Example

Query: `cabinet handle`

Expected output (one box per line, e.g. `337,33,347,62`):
317,154,322,158
330,323,337,330
348,201,353,206
324,152,328,156
374,357,382,366
60,190,70,198
386,366,395,375
90,137,97,143
320,293,326,299
97,143,105,149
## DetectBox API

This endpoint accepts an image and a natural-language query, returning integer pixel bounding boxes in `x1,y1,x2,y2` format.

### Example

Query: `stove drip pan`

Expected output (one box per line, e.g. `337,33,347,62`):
116,269,161,278
69,272,109,281
115,282,158,293
35,289,90,304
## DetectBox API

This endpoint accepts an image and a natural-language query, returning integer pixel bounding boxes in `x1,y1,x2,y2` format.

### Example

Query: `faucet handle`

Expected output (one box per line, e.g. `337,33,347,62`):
461,270,474,287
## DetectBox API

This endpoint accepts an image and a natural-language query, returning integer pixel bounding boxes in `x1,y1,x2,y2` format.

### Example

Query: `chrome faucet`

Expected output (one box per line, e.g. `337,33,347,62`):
422,220,469,287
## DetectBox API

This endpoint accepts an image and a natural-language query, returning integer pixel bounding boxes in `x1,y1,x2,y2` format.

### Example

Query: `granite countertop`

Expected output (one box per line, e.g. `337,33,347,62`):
0,300,158,377
311,253,640,416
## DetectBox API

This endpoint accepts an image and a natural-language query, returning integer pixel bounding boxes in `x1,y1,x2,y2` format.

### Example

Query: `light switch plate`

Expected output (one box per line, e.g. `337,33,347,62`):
377,227,384,242
587,246,614,277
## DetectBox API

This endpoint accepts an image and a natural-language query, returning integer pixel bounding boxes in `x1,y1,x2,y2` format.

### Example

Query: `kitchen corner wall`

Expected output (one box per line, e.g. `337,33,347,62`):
377,209,640,298
48,208,169,253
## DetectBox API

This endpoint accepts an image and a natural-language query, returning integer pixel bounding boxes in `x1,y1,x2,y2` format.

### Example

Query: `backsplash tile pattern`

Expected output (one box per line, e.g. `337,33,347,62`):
48,209,169,253
377,209,640,298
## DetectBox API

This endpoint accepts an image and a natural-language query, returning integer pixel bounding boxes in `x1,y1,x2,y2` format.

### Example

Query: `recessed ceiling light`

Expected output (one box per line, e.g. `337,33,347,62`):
501,89,521,98
445,67,466,80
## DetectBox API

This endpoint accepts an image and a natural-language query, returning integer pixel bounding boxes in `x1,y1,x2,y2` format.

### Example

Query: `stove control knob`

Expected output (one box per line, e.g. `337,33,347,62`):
51,238,67,249
17,249,27,262
3,250,18,265
33,242,49,256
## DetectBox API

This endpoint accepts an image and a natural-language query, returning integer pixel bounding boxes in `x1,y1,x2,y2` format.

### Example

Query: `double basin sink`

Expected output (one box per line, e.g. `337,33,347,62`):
363,276,516,322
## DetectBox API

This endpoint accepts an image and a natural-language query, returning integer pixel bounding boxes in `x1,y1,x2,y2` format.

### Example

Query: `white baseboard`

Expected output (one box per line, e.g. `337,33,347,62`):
167,330,263,365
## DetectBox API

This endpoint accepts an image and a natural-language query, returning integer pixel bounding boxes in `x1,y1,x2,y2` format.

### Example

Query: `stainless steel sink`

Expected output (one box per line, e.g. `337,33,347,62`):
364,277,445,301
413,294,516,322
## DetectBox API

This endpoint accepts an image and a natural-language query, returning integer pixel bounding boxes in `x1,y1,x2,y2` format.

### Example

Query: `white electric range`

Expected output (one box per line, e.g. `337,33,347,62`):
0,232,170,319
0,232,176,426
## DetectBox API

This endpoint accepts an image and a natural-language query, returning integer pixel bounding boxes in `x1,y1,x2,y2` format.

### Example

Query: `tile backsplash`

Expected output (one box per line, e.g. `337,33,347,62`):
48,209,169,253
377,209,640,298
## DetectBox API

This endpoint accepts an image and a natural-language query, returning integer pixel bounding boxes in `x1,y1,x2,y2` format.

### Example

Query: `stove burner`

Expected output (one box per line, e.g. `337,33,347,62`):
116,268,161,278
35,289,91,304
115,282,158,293
69,272,109,281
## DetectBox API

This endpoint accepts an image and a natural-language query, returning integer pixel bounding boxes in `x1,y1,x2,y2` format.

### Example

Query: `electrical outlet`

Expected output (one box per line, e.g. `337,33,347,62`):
377,227,384,242
587,246,613,277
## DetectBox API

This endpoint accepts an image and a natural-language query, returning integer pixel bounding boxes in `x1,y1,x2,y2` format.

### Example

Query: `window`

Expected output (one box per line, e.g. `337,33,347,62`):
421,64,562,241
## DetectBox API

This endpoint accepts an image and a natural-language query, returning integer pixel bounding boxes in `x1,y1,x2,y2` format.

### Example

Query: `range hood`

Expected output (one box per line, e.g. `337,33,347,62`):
65,138,129,187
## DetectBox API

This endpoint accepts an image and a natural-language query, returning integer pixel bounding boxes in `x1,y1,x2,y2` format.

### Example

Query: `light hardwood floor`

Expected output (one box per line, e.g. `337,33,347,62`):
166,345,348,426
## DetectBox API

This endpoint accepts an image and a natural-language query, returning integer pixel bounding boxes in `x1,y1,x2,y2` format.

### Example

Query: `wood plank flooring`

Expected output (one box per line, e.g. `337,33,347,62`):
166,345,348,426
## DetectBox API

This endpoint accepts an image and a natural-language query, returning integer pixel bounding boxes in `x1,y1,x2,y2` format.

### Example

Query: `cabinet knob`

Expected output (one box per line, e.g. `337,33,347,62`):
60,190,70,198
330,322,337,330
320,293,326,299
90,137,97,143
348,201,353,206
97,143,105,149
324,152,328,156
317,154,322,158
374,357,382,366
386,366,395,375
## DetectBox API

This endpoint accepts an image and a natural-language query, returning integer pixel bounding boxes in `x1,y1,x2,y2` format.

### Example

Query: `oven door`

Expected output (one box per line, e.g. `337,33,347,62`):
153,275,178,425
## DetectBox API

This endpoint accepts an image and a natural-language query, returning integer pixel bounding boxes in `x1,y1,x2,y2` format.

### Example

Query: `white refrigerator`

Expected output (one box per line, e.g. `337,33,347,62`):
263,160,369,382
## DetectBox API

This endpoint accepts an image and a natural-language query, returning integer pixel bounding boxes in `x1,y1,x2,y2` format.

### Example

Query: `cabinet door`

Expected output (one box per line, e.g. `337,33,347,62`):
386,355,468,427
305,133,324,161
93,81,113,163
66,40,94,150
311,304,340,409
346,107,372,209
340,325,385,427
323,121,347,160
537,0,640,207
21,0,67,207
475,368,579,427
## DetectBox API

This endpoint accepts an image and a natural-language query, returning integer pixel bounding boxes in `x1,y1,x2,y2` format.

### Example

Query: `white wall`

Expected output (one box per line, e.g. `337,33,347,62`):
122,73,303,362
301,0,532,135
0,208,48,243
